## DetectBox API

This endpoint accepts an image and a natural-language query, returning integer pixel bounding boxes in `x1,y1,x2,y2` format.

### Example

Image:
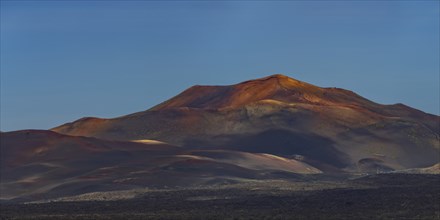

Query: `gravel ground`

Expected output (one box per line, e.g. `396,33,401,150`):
1,174,439,220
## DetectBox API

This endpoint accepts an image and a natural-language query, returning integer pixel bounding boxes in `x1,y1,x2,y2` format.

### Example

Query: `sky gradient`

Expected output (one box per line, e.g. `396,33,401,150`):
1,1,439,131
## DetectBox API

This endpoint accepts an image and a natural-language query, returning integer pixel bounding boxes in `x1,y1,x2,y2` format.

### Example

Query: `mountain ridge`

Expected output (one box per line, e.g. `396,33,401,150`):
2,73,439,202
50,74,439,173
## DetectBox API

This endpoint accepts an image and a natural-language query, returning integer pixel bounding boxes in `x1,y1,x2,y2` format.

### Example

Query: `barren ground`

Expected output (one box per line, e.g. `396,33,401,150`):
1,174,439,220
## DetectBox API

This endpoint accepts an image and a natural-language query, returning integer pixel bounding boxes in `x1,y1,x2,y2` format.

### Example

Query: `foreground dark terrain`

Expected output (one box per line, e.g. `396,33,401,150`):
1,174,439,220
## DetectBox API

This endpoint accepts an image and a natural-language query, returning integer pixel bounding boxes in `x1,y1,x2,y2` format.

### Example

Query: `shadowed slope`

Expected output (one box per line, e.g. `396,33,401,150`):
0,130,179,201
149,74,437,127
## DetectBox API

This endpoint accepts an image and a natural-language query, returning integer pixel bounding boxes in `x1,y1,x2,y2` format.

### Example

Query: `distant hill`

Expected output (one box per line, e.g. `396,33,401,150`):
1,129,319,202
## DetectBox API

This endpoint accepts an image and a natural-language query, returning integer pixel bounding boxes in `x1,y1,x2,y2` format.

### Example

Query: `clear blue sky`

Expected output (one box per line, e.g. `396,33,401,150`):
1,1,439,131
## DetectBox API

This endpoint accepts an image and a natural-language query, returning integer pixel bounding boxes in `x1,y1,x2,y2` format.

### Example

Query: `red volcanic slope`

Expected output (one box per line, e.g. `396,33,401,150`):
149,74,434,120
151,74,367,110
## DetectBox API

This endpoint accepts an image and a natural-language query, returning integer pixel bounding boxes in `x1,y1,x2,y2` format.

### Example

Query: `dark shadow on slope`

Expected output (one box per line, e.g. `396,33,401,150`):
183,129,351,170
